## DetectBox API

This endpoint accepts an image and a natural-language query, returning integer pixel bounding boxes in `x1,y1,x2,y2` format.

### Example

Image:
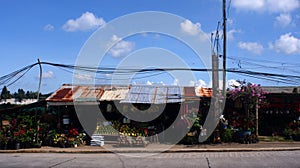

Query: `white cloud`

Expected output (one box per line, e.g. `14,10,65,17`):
62,12,105,32
227,18,234,26
227,29,241,41
238,42,264,55
107,35,135,57
197,79,207,87
189,79,208,87
105,74,112,78
227,79,241,89
269,33,300,55
211,29,241,41
173,78,179,86
189,80,196,86
74,74,93,81
42,71,54,79
232,0,300,13
43,24,54,31
180,19,201,36
146,81,153,85
267,0,300,13
275,13,292,27
232,0,264,11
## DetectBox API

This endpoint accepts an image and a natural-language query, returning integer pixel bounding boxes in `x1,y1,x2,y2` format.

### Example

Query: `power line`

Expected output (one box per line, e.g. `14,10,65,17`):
1,61,300,89
228,56,300,75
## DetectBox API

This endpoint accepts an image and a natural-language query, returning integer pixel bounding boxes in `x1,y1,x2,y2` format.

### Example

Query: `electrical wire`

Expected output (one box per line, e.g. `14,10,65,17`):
1,61,300,89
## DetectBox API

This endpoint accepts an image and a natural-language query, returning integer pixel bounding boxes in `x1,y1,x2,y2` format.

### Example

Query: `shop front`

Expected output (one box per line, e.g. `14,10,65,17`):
46,84,203,145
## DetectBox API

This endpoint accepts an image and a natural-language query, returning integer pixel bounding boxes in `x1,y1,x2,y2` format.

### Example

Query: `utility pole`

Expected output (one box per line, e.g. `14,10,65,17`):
37,59,42,101
212,54,219,143
222,0,227,99
35,58,42,146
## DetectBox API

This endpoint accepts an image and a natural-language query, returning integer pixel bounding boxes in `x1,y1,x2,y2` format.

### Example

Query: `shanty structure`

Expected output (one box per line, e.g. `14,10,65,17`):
45,84,211,137
259,86,300,135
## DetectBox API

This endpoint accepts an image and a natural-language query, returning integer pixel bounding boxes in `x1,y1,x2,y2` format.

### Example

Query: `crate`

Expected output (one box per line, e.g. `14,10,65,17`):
90,134,104,146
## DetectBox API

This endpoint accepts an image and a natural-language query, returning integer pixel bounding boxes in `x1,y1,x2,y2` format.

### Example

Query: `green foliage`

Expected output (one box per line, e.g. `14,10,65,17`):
229,81,268,111
284,120,300,141
0,86,11,100
221,128,234,142
229,81,268,132
15,89,25,102
49,128,86,147
0,86,39,102
0,125,12,144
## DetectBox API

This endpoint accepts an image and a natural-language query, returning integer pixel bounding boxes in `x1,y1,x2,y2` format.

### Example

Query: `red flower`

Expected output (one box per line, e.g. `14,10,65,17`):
69,128,79,136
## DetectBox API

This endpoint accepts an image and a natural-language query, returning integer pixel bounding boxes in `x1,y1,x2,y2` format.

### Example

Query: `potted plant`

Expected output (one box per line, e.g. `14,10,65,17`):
0,132,9,150
52,133,67,148
0,125,12,150
229,81,268,138
13,129,26,149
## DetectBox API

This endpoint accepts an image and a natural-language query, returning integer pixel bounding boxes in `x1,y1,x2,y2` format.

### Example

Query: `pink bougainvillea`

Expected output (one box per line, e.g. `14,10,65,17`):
229,81,268,111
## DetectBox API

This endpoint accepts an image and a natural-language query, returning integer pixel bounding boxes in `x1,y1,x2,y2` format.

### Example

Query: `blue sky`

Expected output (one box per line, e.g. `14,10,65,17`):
1,0,300,93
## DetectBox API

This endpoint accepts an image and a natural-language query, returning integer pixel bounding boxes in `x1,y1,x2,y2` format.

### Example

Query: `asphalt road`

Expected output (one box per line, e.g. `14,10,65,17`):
0,151,299,168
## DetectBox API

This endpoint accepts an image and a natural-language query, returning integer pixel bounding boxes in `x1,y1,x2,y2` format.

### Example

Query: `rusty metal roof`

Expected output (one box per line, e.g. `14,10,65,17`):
100,88,129,101
47,84,206,105
195,87,212,97
74,86,105,102
46,84,107,104
46,84,76,102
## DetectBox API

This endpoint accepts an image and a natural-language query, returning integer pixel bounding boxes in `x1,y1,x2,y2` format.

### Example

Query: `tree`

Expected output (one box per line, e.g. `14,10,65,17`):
25,91,38,99
1,86,11,101
25,91,30,99
15,88,25,102
229,81,268,135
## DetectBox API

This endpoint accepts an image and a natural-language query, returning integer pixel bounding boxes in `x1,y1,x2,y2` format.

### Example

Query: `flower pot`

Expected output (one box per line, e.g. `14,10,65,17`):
31,142,42,148
1,144,8,150
15,143,20,150
21,142,31,149
292,134,300,141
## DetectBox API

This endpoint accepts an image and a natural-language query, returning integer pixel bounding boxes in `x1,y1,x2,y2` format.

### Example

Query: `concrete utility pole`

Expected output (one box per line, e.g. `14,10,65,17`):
222,0,227,99
212,55,219,96
212,54,220,143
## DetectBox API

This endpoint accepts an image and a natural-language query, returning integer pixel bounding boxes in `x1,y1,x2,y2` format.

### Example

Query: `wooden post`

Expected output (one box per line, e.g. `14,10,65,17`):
37,59,42,101
256,98,259,136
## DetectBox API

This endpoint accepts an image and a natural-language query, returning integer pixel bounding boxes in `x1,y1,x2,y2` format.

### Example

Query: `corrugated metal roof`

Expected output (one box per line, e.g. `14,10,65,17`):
47,84,204,105
100,88,129,101
74,86,105,102
46,84,106,103
261,86,300,94
183,87,196,97
120,85,184,104
46,84,76,102
195,87,212,97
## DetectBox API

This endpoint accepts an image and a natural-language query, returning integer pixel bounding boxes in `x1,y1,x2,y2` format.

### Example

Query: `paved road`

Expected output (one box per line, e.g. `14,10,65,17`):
0,151,299,168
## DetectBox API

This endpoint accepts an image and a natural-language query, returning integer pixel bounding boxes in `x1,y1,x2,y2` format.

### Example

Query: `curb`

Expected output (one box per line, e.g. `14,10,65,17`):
1,147,300,153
